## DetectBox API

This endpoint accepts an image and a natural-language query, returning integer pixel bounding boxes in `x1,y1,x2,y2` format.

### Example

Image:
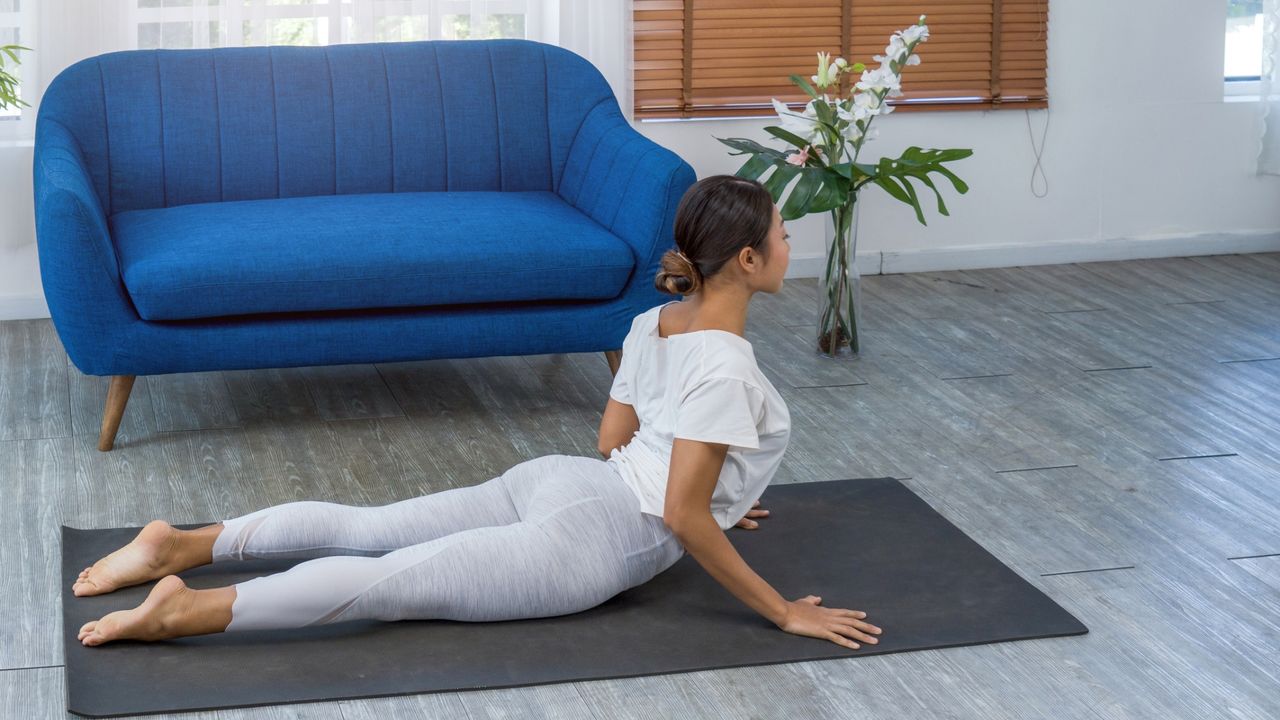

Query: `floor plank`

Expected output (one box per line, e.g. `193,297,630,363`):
0,438,74,670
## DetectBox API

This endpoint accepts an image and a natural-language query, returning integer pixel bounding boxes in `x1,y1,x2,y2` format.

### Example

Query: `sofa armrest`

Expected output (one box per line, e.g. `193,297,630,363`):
33,118,140,375
557,101,697,299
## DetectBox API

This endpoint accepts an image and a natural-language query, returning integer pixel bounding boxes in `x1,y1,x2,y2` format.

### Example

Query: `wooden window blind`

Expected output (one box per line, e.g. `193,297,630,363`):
634,0,1048,120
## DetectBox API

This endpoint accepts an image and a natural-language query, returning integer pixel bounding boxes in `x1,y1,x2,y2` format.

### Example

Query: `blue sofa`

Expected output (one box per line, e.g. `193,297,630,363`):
32,38,696,451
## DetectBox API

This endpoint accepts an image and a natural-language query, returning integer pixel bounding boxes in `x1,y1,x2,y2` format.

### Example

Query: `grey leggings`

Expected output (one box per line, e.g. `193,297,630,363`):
210,454,685,632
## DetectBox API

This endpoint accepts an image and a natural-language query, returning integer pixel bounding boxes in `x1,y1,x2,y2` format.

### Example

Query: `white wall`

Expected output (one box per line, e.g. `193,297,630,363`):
0,142,39,319
1,0,1278,321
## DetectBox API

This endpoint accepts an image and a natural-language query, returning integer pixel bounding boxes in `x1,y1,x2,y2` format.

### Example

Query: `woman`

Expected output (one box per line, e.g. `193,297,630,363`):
73,175,883,651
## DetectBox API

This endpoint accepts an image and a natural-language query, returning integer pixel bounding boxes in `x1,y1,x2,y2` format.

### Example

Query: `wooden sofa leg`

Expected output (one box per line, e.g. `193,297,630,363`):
604,349,623,377
98,375,136,452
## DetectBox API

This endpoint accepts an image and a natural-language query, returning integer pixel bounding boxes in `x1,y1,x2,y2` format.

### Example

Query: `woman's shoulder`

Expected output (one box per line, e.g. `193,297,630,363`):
623,304,663,349
679,332,762,389
630,302,671,337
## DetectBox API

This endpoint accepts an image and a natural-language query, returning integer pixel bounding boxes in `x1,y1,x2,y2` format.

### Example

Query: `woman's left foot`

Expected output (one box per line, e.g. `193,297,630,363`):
78,575,196,646
73,520,182,597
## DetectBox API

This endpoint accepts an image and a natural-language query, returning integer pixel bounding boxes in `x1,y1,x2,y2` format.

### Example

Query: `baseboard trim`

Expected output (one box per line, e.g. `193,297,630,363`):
783,230,1280,278
5,231,1278,322
0,294,50,322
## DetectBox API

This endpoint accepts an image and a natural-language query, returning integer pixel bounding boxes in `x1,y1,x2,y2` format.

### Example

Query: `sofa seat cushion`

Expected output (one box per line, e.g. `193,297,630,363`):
110,191,637,321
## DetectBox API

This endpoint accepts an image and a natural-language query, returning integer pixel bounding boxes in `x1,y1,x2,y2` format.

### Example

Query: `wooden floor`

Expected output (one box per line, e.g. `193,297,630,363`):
3,253,1280,719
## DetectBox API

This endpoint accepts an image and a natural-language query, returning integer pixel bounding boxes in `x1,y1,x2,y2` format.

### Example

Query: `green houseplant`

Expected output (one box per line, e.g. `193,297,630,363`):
715,16,973,358
0,44,30,111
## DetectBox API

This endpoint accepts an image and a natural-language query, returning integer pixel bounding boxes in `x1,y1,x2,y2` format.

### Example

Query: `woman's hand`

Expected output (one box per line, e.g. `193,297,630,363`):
777,595,882,650
734,500,770,530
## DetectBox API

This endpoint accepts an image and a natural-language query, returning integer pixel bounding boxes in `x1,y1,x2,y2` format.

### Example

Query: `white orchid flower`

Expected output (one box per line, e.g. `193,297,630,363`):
850,90,895,121
884,37,907,61
901,24,930,44
856,66,901,95
771,97,823,143
874,48,922,69
835,99,877,146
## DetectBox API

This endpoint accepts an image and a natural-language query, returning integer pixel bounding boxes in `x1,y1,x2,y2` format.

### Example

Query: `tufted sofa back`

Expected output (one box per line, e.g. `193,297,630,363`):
36,38,617,216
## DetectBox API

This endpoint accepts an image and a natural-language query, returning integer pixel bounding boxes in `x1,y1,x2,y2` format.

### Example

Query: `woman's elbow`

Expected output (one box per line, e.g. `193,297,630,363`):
663,509,709,537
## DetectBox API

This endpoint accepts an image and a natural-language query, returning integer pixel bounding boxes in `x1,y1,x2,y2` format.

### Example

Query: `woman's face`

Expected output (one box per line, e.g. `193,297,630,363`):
761,205,791,292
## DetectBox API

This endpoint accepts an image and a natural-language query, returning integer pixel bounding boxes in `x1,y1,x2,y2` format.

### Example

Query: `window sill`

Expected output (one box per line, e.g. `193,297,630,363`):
1225,77,1262,102
639,116,781,123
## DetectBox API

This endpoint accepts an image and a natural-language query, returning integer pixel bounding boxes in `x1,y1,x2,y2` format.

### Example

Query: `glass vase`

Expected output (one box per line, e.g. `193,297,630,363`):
817,197,862,358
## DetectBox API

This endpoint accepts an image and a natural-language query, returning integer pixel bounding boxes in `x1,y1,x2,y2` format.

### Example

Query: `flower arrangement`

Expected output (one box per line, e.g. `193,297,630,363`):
714,15,973,358
0,44,30,112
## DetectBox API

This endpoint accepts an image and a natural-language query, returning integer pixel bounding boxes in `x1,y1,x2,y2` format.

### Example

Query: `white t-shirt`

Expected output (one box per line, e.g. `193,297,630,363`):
605,300,792,531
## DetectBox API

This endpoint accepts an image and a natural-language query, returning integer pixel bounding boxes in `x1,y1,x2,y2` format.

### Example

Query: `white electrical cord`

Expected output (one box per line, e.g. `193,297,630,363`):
1025,106,1049,197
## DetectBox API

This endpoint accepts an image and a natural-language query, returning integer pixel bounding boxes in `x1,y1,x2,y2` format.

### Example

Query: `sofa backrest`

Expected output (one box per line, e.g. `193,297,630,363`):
37,39,618,216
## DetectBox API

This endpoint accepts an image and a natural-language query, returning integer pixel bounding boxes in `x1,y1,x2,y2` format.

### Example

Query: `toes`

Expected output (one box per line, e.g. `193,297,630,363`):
84,616,118,646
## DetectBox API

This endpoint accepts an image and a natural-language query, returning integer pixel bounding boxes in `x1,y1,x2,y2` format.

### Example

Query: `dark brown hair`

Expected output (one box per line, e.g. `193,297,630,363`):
655,174,774,296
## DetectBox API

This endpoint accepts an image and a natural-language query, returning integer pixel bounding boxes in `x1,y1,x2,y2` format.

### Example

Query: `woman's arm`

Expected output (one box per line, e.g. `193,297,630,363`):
598,397,640,458
664,438,790,627
670,507,791,626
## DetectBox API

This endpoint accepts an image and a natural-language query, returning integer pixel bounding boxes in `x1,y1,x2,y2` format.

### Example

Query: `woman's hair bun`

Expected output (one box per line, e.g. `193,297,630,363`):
655,248,702,295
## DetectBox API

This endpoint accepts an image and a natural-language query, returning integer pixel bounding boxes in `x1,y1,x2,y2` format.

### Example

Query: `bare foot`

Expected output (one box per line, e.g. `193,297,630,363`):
73,520,181,597
78,575,196,646
78,575,234,646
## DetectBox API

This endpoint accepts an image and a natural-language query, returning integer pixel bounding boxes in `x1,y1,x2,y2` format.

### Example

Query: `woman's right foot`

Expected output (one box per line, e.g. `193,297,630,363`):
73,520,185,597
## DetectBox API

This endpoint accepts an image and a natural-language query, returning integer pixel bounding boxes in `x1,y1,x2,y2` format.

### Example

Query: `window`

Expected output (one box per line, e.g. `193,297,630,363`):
0,0,34,133
634,0,1049,120
1225,0,1263,97
131,0,530,50
1,0,21,121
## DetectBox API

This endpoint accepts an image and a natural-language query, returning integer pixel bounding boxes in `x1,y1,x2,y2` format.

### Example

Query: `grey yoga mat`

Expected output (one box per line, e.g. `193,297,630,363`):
61,476,1088,717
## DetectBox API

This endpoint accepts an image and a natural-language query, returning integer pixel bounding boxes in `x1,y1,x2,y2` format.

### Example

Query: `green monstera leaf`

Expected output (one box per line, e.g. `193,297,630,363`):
871,146,973,225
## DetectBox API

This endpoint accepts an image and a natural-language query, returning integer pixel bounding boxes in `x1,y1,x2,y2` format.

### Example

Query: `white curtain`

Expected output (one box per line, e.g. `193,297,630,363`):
551,0,633,124
10,0,632,140
1260,0,1280,175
